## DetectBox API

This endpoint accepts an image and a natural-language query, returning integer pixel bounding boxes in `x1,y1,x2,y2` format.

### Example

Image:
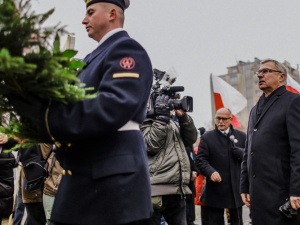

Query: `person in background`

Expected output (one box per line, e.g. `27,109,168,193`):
196,108,246,225
141,92,197,225
185,144,199,225
8,0,153,224
194,127,208,225
12,168,26,225
43,148,63,225
240,58,300,225
19,143,52,225
0,131,18,225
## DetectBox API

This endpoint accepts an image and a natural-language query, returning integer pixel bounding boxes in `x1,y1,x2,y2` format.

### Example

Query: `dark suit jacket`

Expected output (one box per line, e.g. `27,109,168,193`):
196,125,246,209
241,86,300,225
39,31,153,224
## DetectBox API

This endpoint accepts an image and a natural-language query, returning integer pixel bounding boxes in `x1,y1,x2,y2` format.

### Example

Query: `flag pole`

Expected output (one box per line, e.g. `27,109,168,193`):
210,73,215,128
63,35,75,50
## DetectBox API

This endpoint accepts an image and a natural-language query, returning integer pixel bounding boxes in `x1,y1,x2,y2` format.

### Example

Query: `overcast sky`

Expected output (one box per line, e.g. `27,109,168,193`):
30,0,300,128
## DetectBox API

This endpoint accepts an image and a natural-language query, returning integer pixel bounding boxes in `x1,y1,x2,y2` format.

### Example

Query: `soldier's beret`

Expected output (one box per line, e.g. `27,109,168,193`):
85,0,130,10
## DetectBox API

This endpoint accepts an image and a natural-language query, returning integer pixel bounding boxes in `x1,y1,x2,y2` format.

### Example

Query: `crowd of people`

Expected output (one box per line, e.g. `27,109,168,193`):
0,1,300,225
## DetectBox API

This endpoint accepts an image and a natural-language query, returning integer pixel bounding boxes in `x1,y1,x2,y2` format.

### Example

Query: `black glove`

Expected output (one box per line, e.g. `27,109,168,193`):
232,147,244,160
7,94,46,121
279,200,298,218
154,94,171,123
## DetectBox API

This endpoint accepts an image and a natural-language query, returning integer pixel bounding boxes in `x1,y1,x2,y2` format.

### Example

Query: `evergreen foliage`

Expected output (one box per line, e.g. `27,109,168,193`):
0,0,96,151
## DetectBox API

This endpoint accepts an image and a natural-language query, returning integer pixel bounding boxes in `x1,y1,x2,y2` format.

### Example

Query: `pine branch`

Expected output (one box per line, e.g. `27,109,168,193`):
0,0,96,151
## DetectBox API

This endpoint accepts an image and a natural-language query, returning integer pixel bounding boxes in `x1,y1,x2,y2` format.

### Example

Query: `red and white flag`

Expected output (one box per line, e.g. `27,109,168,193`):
211,74,247,128
286,74,300,94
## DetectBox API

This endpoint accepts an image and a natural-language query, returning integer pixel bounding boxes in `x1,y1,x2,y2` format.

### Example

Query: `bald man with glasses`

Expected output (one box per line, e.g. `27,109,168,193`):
241,58,300,225
196,107,246,225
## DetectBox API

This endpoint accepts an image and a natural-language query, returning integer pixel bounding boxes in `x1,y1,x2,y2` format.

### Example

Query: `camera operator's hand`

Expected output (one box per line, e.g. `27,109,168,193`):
175,109,186,118
154,94,171,123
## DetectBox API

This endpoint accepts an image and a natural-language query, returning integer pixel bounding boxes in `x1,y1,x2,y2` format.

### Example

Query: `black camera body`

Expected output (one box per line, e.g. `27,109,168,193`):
147,69,193,117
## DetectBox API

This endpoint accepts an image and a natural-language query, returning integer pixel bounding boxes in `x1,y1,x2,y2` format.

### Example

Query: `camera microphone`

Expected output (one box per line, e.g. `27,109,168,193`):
161,86,185,98
168,86,185,93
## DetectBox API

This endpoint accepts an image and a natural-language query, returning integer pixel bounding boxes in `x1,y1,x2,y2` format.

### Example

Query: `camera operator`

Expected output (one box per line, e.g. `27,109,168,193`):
140,92,197,225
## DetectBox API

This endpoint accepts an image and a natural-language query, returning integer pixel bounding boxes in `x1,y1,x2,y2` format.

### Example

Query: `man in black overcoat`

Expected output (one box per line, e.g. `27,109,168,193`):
240,59,300,225
196,107,246,225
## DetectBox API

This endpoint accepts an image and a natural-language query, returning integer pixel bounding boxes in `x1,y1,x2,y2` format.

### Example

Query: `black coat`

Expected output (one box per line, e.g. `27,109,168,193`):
196,125,246,208
241,87,300,225
0,139,17,218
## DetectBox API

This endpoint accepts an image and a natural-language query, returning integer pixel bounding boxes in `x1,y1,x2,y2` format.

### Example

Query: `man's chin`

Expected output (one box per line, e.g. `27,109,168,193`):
259,84,266,90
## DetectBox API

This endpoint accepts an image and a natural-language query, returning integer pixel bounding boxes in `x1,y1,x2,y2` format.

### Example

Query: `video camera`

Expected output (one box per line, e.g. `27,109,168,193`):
147,67,193,117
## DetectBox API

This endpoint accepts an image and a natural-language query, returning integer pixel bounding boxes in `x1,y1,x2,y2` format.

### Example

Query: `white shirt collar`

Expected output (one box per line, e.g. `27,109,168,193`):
220,128,230,135
98,28,124,46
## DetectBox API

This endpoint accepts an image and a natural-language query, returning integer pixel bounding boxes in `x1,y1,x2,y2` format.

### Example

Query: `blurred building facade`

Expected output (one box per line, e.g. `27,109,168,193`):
217,57,300,132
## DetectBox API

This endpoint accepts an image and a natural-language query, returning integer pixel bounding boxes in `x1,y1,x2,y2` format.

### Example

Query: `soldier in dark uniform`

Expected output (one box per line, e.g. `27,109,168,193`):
9,0,153,224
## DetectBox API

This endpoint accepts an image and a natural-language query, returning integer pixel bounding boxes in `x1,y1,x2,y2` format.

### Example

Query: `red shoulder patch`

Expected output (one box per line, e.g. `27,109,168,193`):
120,57,135,70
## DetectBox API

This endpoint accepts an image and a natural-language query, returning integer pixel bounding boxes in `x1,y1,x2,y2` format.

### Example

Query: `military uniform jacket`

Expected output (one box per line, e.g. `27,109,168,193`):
39,31,153,224
196,125,246,209
240,87,300,225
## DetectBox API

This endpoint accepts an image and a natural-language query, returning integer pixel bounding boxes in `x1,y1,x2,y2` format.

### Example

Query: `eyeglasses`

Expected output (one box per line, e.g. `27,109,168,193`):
216,117,231,121
255,68,283,76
